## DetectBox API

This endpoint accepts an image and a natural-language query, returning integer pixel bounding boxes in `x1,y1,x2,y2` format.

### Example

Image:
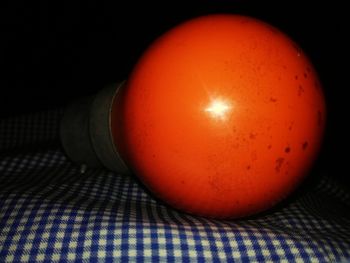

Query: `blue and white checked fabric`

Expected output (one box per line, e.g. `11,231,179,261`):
1,110,350,262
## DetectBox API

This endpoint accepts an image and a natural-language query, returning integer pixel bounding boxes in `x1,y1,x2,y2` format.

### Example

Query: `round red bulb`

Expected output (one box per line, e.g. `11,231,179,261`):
112,14,326,219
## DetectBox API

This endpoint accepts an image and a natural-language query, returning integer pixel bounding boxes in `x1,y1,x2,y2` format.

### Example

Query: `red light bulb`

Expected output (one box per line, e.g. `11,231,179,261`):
61,14,326,219
111,14,326,219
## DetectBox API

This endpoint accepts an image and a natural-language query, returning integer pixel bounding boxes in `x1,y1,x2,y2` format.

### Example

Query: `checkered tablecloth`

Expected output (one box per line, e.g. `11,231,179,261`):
1,110,350,262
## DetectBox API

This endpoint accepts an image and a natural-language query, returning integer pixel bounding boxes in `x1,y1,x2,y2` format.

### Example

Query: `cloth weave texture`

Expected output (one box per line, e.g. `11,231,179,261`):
1,110,349,262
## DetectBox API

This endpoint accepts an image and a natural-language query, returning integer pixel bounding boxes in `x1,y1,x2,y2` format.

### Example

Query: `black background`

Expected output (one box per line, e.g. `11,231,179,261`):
1,1,348,184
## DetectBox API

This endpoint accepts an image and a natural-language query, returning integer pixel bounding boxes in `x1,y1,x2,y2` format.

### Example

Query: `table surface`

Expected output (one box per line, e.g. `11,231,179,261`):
1,109,349,262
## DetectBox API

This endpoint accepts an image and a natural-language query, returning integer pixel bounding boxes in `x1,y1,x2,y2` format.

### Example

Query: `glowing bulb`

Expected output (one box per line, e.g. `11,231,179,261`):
205,99,232,120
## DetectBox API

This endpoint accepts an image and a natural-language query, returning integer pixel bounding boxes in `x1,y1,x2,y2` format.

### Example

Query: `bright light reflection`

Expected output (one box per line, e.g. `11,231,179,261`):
205,99,232,120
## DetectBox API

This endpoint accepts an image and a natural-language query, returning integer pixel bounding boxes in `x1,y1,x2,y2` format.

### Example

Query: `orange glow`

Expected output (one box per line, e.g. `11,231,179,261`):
112,14,326,219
